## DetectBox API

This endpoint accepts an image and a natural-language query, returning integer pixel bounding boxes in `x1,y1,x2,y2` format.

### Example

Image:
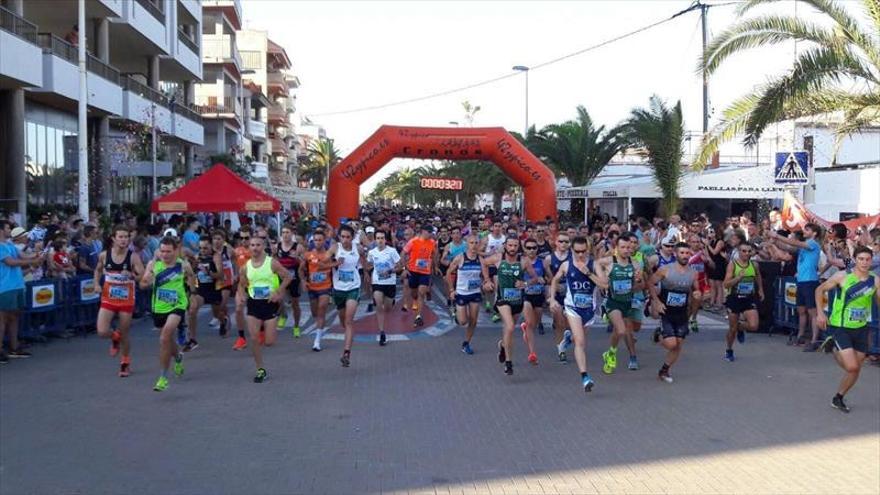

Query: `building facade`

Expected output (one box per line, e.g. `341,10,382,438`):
1,0,206,222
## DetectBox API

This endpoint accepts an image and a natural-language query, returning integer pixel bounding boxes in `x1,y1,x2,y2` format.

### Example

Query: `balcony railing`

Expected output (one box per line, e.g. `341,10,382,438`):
123,75,170,108
249,119,267,139
0,5,37,43
178,28,198,53
175,102,204,124
36,32,121,85
135,0,164,23
202,34,241,69
87,54,121,84
195,95,241,117
270,136,288,156
239,50,262,70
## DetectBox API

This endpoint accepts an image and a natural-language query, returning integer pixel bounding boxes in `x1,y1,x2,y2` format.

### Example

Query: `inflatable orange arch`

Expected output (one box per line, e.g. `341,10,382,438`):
326,125,558,226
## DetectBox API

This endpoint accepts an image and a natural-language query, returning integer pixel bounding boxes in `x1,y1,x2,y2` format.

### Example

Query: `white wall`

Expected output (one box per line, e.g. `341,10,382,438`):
0,31,43,87
34,53,122,115
811,167,880,219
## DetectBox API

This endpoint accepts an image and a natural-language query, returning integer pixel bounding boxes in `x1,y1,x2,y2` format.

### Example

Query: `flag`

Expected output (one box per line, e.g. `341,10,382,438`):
781,190,880,236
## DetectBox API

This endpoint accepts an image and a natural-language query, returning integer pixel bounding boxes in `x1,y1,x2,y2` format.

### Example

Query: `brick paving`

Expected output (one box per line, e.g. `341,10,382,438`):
1,303,878,495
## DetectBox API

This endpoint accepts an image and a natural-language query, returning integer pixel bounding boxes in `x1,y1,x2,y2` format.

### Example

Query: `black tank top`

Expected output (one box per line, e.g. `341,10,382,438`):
276,242,301,275
104,249,133,272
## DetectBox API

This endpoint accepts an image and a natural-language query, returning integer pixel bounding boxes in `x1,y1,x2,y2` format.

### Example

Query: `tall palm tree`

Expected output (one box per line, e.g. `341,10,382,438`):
301,138,341,189
695,0,880,167
529,106,628,219
626,96,686,216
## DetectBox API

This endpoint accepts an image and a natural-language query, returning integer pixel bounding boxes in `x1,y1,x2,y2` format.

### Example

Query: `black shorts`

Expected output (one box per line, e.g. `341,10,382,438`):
287,278,301,298
829,326,869,354
496,301,523,316
726,295,756,314
197,288,222,306
438,264,449,276
455,292,482,306
373,284,396,300
488,265,498,279
524,293,545,308
408,273,431,289
247,298,280,321
661,314,690,339
153,309,186,329
796,281,820,309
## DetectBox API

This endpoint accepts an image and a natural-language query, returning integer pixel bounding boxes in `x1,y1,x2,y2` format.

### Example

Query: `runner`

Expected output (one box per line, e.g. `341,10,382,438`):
545,231,573,362
140,236,196,392
231,229,251,351
597,235,645,375
440,226,467,312
647,242,701,383
481,221,506,320
301,229,333,352
329,224,365,366
815,246,880,412
237,235,292,383
276,224,304,338
397,226,415,311
686,234,714,332
184,236,224,352
210,229,234,338
446,235,483,355
366,230,402,346
94,225,144,377
520,238,547,365
483,237,537,376
549,236,604,392
402,226,437,328
722,242,764,361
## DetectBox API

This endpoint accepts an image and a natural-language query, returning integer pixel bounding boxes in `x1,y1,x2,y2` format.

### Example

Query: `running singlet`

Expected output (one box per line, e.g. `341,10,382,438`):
455,254,482,296
445,241,467,264
659,265,697,318
367,246,400,285
524,257,545,296
217,247,234,290
729,261,757,299
196,254,217,287
485,234,506,255
828,271,876,329
564,259,597,314
496,259,523,303
549,250,572,295
246,257,279,300
152,260,188,313
234,246,250,270
406,238,436,275
333,245,361,291
536,240,552,258
657,253,676,269
305,250,332,291
688,252,709,291
276,243,301,280
101,250,135,309
437,237,452,261
608,257,635,304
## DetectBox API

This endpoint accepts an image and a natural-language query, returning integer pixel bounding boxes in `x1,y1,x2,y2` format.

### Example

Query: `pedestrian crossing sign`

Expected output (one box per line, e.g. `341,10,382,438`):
774,151,809,184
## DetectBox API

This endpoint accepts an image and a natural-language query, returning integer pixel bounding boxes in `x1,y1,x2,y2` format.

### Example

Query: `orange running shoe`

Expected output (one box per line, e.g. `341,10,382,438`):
109,330,121,357
528,352,538,365
232,336,247,351
118,356,131,377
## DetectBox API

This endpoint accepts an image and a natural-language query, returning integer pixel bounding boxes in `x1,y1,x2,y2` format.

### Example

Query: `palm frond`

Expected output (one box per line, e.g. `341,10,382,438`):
626,96,685,215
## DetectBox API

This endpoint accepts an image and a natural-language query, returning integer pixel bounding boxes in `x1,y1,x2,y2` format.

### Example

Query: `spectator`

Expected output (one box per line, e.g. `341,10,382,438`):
75,225,102,275
1,220,44,363
771,223,824,350
11,228,43,282
64,24,79,46
182,217,200,253
28,213,50,246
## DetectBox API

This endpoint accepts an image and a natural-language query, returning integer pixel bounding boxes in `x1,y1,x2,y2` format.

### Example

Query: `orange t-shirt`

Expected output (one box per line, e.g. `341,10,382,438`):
305,250,332,291
405,238,436,274
234,246,251,269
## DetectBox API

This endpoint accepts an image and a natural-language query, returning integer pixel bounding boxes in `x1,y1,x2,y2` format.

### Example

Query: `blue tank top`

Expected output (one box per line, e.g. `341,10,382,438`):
549,251,571,275
447,241,467,262
658,254,676,269
524,256,545,295
564,259,596,314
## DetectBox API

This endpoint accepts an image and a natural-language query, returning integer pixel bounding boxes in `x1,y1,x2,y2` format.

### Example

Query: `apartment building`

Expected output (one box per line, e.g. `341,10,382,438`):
0,0,205,221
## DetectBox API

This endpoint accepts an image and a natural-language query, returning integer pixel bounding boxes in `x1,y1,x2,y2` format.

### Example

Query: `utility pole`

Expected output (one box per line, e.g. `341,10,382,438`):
701,2,709,134
77,0,89,219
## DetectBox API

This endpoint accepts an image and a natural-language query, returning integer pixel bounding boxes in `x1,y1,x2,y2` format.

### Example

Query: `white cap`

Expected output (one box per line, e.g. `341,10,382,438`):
163,228,178,238
366,226,375,233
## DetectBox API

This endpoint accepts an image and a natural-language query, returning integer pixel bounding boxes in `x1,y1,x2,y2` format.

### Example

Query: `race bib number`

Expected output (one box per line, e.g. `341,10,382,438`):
737,281,755,295
252,285,271,300
310,272,327,283
666,292,687,307
848,307,868,323
467,278,481,291
109,285,130,301
376,262,392,280
525,283,544,295
573,293,593,309
691,263,704,273
501,288,522,301
157,288,178,305
338,270,355,283
612,279,632,295
197,271,213,284
631,298,645,309
416,259,429,270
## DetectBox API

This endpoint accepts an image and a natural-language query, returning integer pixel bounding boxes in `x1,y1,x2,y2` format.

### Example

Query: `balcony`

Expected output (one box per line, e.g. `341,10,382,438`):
34,33,122,114
0,5,42,87
134,0,164,23
270,136,288,156
178,28,199,54
202,34,241,74
249,119,267,141
203,0,242,30
121,76,203,145
195,95,242,123
267,71,286,97
267,105,288,126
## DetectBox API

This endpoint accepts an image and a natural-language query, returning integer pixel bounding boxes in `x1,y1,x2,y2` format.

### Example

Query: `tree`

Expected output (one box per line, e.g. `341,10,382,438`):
626,96,685,216
529,106,628,220
208,153,252,180
695,0,880,167
300,138,341,189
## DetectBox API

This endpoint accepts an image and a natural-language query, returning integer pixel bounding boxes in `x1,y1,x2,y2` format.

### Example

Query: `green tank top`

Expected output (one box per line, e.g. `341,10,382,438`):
496,259,523,303
246,256,280,299
829,271,876,329
730,261,757,298
152,259,188,313
608,257,635,303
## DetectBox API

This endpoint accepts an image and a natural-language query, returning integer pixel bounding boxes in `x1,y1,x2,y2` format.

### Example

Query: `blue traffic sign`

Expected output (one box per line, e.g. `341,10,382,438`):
774,151,810,184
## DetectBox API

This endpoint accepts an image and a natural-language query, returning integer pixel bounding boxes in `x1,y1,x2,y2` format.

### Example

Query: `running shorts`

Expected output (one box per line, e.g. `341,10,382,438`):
725,295,756,314
524,293,545,308
408,273,431,289
455,292,482,306
564,305,595,325
373,284,396,300
661,315,690,339
247,298,280,321
829,326,869,354
153,309,186,329
197,287,222,306
308,289,331,300
287,277,301,298
495,300,523,316
332,288,360,309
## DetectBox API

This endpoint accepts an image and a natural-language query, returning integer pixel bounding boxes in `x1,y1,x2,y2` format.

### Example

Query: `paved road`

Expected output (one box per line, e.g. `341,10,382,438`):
1,303,878,495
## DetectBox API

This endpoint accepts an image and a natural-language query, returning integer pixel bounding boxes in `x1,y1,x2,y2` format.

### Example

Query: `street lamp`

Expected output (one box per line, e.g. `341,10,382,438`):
512,65,529,217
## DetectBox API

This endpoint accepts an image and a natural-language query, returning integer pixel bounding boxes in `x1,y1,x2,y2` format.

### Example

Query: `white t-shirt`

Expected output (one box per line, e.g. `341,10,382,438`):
332,244,361,291
367,246,401,286
485,234,506,255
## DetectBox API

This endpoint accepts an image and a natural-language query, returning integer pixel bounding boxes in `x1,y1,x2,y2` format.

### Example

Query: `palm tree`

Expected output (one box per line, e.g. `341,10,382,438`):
626,96,686,216
529,106,628,220
695,0,880,167
301,138,341,189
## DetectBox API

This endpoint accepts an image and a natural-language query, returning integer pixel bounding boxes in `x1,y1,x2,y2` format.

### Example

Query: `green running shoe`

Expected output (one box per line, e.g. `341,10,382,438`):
173,353,184,377
491,313,501,323
602,348,617,374
292,326,301,338
153,376,169,392
278,315,287,328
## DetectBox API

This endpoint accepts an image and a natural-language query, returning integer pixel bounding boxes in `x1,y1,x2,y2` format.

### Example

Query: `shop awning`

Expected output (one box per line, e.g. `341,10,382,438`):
151,164,281,213
583,166,786,200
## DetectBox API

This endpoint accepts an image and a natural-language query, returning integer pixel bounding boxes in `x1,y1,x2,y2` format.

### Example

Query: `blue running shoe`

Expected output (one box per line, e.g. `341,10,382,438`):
724,349,736,362
176,326,186,346
628,356,639,371
736,330,745,344
581,374,594,393
562,329,573,350
461,341,474,355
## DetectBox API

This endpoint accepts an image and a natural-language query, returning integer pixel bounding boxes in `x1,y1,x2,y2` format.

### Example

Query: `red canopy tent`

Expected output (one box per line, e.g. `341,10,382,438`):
150,164,280,213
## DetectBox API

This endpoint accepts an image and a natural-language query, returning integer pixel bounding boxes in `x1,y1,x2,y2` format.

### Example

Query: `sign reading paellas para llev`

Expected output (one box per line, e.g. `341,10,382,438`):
774,151,810,184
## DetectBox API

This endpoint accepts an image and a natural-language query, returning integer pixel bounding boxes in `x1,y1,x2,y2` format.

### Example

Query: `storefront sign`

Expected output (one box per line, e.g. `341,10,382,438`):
556,187,588,199
602,190,618,198
31,283,56,308
697,185,785,193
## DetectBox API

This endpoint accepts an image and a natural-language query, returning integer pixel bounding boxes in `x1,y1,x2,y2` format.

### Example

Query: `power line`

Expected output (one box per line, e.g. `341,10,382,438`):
308,10,693,118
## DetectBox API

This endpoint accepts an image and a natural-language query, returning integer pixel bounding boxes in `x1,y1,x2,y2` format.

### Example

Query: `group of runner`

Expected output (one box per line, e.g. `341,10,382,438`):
89,210,879,412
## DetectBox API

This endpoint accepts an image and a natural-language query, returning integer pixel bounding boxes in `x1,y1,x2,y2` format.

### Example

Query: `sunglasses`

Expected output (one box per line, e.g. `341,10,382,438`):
524,246,537,250
573,249,588,254
558,239,570,243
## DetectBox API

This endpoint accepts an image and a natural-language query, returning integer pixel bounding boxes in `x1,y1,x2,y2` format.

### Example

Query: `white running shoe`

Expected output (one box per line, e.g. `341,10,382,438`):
557,329,573,354
312,328,323,351
208,317,220,328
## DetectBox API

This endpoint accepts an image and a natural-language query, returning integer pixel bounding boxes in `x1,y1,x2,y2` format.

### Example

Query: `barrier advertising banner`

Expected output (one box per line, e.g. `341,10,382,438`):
31,283,56,308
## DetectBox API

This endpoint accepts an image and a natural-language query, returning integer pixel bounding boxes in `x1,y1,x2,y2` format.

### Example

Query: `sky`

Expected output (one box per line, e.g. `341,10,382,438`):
241,0,831,193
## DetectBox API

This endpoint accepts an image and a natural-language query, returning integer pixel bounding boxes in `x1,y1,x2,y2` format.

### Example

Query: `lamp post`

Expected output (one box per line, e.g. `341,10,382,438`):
512,65,529,217
77,0,89,219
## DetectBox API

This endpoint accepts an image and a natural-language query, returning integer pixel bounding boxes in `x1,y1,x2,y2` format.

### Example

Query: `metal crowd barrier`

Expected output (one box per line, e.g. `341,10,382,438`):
64,275,101,332
18,278,67,342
